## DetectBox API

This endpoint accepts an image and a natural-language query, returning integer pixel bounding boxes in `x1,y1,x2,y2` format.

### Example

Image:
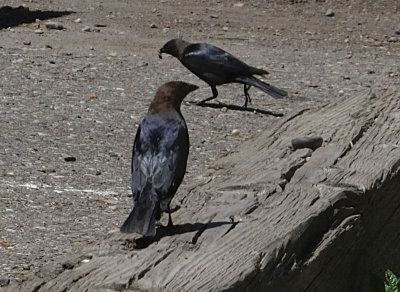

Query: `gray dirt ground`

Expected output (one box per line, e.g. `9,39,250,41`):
0,0,399,287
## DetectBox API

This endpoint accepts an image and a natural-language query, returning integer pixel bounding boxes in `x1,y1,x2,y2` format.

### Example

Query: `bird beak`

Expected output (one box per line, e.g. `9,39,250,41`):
187,84,199,93
158,49,163,59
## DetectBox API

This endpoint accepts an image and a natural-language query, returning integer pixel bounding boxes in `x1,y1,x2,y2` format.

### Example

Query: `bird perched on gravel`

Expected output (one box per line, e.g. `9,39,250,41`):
159,39,287,108
120,81,198,237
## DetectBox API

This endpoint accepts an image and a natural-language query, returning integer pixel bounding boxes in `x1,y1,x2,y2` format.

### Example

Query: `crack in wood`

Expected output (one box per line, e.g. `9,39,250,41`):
31,282,45,292
279,152,312,191
257,189,363,286
137,266,151,280
334,114,379,165
58,268,96,292
284,108,312,123
281,157,308,183
72,269,95,284
155,249,174,268
244,202,260,215
309,196,320,206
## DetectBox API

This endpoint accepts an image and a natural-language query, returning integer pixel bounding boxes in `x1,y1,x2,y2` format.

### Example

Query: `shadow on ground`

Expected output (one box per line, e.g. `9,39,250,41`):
187,101,284,116
0,6,73,29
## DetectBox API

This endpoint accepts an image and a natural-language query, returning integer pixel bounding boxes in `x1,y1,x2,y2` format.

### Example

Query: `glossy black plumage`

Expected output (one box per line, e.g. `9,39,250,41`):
120,81,198,237
159,39,287,107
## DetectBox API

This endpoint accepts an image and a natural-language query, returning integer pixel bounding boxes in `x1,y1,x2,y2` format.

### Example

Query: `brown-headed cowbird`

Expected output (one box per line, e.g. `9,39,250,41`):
159,39,287,108
120,81,198,237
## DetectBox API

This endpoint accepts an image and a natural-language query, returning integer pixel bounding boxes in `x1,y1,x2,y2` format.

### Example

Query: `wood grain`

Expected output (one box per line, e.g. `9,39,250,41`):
6,88,400,291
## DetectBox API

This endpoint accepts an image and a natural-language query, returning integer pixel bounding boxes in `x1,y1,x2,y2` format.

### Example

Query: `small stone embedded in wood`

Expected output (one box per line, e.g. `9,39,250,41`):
291,135,323,150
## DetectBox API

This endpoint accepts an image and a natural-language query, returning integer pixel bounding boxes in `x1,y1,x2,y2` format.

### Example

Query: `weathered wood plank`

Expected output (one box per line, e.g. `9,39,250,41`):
6,88,400,291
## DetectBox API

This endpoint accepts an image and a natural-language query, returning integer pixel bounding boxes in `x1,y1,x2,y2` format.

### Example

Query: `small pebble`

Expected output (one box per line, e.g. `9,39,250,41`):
82,26,91,32
45,21,64,30
89,92,98,99
150,23,157,28
22,265,31,270
64,156,76,162
23,41,31,46
210,14,219,19
233,3,244,7
34,29,44,34
231,129,240,136
74,18,82,23
222,26,229,31
325,9,335,17
221,107,228,113
291,136,323,151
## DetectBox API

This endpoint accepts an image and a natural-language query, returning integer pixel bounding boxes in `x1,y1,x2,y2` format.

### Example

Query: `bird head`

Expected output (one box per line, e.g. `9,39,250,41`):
158,39,190,60
150,81,198,114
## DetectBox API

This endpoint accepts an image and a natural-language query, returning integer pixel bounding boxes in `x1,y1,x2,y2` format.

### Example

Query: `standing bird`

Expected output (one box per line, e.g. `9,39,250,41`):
159,39,287,108
120,81,198,237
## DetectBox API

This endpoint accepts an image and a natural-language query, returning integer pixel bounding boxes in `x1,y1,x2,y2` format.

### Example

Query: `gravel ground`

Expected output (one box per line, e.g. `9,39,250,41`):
0,0,399,286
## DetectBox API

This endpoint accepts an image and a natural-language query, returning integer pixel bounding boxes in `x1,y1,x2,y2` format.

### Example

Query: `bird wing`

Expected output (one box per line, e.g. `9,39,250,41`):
182,43,253,84
131,116,188,208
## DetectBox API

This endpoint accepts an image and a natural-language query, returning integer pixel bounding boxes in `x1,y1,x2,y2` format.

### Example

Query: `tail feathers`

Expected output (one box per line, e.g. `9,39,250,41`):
120,188,159,237
236,76,288,99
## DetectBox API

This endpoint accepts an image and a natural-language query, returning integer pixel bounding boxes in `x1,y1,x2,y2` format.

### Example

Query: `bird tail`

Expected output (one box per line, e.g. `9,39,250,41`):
120,185,159,237
236,76,288,99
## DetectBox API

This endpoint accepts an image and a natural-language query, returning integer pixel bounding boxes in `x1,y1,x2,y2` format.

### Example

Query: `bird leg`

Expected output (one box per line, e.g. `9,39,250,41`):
167,205,173,227
243,84,252,108
196,86,218,106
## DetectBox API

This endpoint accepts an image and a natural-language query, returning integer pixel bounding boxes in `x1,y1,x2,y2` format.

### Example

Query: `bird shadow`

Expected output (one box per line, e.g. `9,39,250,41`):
0,5,73,29
187,101,284,117
132,221,231,249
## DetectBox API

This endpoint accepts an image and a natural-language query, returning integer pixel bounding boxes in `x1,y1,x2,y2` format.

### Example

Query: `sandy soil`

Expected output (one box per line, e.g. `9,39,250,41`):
0,0,399,286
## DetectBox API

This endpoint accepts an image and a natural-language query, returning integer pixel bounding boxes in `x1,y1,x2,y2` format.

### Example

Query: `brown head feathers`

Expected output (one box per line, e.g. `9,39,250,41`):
149,81,198,114
159,39,191,60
